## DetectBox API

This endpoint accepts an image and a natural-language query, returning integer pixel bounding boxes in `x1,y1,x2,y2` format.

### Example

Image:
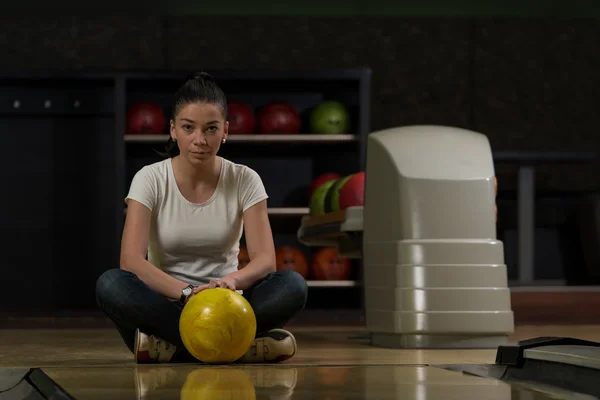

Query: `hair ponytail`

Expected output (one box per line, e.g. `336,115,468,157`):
155,136,179,158
171,71,226,120
188,72,215,83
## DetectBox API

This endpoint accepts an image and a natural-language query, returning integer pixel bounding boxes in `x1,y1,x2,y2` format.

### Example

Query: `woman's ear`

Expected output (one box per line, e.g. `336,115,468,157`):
223,120,229,142
170,119,176,141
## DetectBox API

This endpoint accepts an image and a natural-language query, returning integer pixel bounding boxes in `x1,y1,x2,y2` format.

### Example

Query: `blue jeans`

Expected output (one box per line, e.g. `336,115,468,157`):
95,268,308,362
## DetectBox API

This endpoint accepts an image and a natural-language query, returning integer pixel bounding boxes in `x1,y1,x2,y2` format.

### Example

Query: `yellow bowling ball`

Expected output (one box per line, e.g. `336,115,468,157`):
179,288,257,364
180,368,256,400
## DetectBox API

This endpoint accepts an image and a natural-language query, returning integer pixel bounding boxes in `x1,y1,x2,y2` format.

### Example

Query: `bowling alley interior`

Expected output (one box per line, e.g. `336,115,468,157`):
3,4,600,400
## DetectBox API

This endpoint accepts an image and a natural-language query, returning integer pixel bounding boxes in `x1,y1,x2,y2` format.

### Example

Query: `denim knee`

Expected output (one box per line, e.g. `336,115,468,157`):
275,269,308,310
95,268,133,306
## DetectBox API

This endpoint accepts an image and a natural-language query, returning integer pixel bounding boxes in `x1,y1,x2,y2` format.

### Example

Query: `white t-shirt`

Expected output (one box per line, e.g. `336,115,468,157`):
125,157,268,287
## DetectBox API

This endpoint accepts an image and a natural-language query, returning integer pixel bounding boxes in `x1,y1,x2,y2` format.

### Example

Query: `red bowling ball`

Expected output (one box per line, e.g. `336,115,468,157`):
257,102,301,134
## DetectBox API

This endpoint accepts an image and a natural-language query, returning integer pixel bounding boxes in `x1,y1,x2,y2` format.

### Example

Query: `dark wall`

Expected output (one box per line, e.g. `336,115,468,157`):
1,15,598,193
7,0,600,16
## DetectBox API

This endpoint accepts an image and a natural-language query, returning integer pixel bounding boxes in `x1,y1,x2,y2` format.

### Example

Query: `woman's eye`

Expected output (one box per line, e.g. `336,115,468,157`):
183,125,192,131
207,126,218,132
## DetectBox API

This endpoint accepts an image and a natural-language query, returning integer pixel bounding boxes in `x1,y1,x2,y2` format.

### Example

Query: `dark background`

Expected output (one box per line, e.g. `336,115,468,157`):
1,14,597,190
1,4,599,316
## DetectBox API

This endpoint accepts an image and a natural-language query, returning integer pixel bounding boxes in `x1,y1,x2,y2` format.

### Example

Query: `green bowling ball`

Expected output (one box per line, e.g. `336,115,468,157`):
324,175,351,213
309,101,350,135
310,180,336,215
329,175,352,212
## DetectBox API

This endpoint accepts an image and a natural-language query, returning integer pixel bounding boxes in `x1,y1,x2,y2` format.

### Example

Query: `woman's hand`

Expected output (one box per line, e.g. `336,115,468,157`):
183,277,237,305
192,276,238,294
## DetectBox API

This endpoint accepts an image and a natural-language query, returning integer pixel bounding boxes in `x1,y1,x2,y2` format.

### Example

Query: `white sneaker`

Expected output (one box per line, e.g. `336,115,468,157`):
133,329,177,364
238,329,297,363
134,367,178,399
247,367,298,388
246,368,298,399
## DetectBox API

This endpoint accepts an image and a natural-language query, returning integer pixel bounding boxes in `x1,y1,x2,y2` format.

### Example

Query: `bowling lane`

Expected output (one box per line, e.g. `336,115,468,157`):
3,326,600,399
2,326,600,368
41,364,578,400
0,327,497,368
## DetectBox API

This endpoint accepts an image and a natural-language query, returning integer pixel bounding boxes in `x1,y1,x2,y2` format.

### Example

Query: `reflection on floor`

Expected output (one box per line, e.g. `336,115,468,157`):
45,364,551,400
2,325,600,399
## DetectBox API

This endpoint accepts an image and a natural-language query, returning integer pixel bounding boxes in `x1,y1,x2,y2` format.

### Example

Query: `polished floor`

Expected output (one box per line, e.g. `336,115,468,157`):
1,325,600,399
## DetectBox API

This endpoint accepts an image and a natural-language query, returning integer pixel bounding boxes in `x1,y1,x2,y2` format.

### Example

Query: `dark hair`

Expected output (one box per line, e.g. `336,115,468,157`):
158,72,228,158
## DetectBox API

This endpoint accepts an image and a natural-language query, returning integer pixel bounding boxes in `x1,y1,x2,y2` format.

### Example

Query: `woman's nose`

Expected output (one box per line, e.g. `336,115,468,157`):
193,132,208,144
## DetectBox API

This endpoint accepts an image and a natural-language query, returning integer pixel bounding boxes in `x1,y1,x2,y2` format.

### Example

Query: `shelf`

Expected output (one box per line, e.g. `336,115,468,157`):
124,134,358,143
306,280,357,287
229,134,357,143
0,68,370,315
268,207,309,216
123,207,308,216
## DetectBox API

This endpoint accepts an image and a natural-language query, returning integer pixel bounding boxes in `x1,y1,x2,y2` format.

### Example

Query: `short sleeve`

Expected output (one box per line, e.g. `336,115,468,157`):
238,167,269,213
125,166,157,212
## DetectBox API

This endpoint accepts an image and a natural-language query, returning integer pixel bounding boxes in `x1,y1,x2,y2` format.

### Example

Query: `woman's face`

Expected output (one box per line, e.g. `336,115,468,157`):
170,102,229,164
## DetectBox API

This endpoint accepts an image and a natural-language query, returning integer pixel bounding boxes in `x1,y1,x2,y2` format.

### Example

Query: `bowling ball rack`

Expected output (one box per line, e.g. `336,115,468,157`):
297,206,364,259
297,206,366,334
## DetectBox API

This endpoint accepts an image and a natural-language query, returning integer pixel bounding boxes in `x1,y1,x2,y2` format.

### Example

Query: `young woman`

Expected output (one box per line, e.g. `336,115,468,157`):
95,72,308,363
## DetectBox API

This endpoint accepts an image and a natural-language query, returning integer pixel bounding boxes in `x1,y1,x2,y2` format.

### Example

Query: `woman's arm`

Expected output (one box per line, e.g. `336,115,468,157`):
120,199,191,300
225,199,276,290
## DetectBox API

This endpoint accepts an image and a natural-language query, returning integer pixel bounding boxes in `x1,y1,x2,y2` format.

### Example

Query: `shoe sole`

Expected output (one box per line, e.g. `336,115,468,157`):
133,328,141,362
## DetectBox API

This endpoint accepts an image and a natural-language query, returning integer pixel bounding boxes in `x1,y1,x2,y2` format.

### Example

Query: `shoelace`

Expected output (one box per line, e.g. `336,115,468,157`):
248,338,269,359
153,337,175,362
